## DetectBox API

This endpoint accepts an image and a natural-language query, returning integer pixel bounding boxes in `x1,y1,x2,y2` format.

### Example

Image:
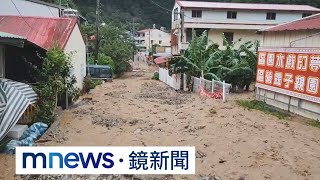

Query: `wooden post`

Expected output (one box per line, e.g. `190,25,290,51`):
212,79,214,93
223,80,226,103
65,89,69,109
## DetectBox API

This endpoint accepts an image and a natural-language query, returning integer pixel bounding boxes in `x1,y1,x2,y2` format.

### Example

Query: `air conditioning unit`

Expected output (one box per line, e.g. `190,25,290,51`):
61,8,79,18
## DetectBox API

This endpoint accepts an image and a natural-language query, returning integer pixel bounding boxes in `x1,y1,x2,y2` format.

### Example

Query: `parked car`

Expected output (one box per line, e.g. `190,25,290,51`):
86,64,113,80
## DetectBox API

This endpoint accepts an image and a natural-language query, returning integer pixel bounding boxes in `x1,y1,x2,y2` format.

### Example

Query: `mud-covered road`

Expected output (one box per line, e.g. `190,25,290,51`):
1,61,320,180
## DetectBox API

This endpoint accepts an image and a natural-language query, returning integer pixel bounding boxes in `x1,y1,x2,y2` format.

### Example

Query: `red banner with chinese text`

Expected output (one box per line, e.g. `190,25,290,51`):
256,47,320,104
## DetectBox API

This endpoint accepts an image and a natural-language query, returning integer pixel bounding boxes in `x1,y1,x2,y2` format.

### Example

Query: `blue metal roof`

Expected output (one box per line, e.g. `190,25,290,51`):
0,31,26,40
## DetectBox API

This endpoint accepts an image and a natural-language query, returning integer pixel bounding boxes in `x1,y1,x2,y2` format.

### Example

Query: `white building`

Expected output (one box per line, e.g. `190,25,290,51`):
257,14,320,120
0,16,86,89
135,27,171,54
171,1,320,55
0,0,86,22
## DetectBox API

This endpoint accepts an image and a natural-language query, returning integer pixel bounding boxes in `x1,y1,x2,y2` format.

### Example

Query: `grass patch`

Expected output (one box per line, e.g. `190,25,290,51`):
308,120,320,128
237,100,289,119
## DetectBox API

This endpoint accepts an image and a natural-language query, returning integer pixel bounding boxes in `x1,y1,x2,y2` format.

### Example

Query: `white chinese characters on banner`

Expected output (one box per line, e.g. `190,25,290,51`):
283,73,294,89
310,55,320,72
307,77,319,94
285,54,296,70
275,53,285,68
257,50,320,104
257,69,265,83
273,72,283,87
267,53,275,67
294,75,306,92
265,70,273,84
258,53,266,66
296,55,308,71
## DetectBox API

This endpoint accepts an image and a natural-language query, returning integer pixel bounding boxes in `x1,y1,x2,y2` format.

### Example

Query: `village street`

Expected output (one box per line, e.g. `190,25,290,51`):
1,60,320,180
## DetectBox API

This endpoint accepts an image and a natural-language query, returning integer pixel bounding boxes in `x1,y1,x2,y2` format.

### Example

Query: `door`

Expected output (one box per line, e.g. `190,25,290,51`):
0,46,5,78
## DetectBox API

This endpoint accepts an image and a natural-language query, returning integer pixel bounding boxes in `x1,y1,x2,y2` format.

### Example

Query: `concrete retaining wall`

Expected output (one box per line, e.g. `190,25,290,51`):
256,88,320,121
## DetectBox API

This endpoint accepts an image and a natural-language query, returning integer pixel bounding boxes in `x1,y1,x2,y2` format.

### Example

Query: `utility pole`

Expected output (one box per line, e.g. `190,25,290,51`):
59,0,62,17
180,9,185,55
132,18,135,62
95,0,100,64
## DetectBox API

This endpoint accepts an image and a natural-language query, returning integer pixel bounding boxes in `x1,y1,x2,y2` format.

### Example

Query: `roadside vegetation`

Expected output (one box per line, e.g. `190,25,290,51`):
237,100,289,119
33,46,79,125
81,24,137,77
170,30,259,92
82,77,103,93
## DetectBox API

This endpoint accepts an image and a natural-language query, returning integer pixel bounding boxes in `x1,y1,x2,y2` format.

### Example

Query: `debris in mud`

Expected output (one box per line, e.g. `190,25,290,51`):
134,128,142,135
219,158,227,164
238,175,249,180
73,108,92,117
111,83,127,89
196,150,207,159
104,90,128,98
251,123,266,131
188,126,206,133
40,126,67,144
92,115,143,128
207,108,217,117
137,82,191,105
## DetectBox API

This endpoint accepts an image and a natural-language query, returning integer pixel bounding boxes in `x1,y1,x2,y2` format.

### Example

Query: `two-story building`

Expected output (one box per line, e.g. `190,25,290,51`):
135,26,171,55
171,0,320,55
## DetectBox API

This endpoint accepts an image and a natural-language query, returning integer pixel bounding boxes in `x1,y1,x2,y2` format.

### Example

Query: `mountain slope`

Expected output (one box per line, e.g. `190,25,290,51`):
44,0,320,29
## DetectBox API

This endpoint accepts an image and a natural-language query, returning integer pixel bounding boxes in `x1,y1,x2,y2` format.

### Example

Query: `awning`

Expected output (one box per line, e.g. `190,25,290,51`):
154,56,169,65
0,79,37,141
0,31,26,48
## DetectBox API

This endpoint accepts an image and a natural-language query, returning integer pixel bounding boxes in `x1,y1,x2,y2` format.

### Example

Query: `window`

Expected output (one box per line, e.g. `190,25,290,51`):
174,8,179,21
227,11,237,19
186,28,208,43
192,10,202,18
223,32,234,45
302,13,312,18
151,40,154,44
266,12,276,20
159,40,162,44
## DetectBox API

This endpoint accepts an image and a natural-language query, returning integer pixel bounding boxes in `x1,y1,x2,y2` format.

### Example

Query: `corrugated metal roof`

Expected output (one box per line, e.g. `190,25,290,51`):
263,13,320,32
0,31,26,40
0,16,77,50
177,1,320,12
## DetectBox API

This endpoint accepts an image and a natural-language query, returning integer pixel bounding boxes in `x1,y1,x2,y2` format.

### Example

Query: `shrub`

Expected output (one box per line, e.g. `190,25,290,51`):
34,46,77,125
152,72,159,80
82,76,102,93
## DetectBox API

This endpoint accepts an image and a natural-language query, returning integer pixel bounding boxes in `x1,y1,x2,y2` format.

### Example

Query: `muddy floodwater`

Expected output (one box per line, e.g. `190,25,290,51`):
1,61,320,180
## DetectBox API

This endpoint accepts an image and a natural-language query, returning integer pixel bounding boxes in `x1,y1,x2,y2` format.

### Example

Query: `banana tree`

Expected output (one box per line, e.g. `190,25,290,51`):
170,30,220,80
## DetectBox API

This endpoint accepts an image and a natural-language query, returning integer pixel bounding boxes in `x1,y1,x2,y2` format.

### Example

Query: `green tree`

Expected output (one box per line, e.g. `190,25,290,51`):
81,24,136,77
34,46,78,125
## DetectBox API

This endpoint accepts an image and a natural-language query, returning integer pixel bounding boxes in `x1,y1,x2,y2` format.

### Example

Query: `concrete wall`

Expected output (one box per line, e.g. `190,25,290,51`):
256,88,320,120
64,24,86,89
1,0,60,17
208,29,262,49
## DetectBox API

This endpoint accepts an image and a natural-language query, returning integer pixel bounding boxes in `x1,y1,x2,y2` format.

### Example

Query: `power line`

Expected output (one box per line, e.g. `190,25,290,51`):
10,0,46,36
148,0,171,13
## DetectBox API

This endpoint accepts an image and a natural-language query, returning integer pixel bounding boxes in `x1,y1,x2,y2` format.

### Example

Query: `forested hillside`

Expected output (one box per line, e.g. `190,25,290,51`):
43,0,320,29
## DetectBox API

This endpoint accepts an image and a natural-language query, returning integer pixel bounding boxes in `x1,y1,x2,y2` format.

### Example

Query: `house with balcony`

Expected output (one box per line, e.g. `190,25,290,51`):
171,1,320,55
134,26,171,55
